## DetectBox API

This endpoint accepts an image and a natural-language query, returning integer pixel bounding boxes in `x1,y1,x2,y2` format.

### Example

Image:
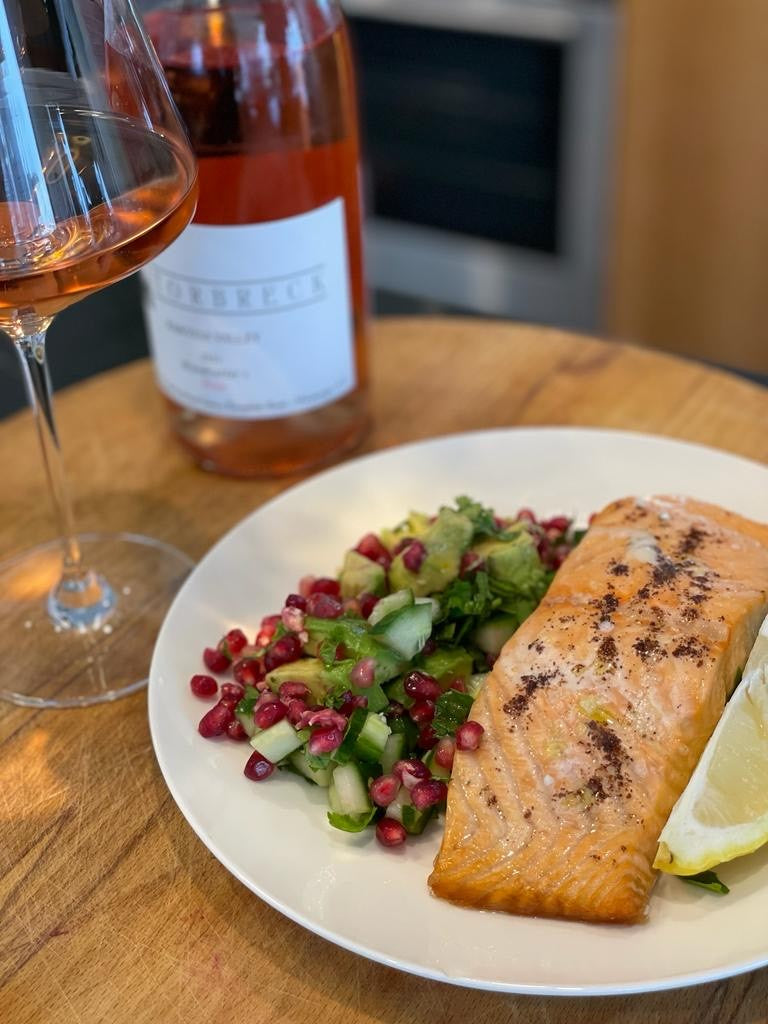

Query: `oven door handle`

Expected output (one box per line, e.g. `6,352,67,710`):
341,0,607,42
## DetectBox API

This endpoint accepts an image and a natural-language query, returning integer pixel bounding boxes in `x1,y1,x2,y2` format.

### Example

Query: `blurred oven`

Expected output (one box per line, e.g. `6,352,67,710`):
344,0,619,329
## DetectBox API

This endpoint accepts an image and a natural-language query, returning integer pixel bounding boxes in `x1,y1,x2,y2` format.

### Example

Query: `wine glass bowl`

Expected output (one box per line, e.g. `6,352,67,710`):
0,0,198,706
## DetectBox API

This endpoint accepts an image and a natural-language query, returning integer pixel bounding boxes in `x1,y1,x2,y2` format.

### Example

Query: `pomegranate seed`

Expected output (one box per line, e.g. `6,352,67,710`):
264,634,302,672
386,700,406,718
370,774,400,807
350,657,376,688
203,646,230,673
552,544,571,569
409,699,436,725
233,657,265,686
421,636,437,656
190,674,217,698
299,575,316,597
198,703,233,738
335,643,347,661
376,818,407,847
285,593,307,611
306,592,343,619
456,720,484,751
218,698,238,711
254,700,287,730
306,708,347,731
309,577,341,597
308,726,344,755
393,759,430,789
433,736,456,771
285,697,309,726
221,682,245,702
226,719,249,741
359,592,379,619
417,725,439,749
339,693,368,715
392,536,414,555
411,779,448,810
223,628,248,656
355,533,392,569
459,550,485,577
253,691,279,715
404,670,441,701
343,598,362,617
244,750,274,781
516,508,537,524
281,606,305,633
450,679,467,693
542,515,570,534
255,615,281,647
402,539,427,573
278,681,310,701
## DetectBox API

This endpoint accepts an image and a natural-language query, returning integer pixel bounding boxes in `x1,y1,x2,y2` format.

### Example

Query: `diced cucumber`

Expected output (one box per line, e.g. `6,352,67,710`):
415,596,440,621
234,695,258,737
371,602,433,661
472,613,518,656
380,731,406,774
250,717,303,763
329,762,372,815
402,802,435,835
385,787,434,835
467,672,488,698
354,712,391,762
288,749,332,787
367,588,414,626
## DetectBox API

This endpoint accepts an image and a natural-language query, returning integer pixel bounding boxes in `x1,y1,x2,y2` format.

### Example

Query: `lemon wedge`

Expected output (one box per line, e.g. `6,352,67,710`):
654,612,768,875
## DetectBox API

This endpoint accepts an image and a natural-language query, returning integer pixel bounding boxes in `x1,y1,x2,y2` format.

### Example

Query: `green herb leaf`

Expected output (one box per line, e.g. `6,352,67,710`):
681,870,729,895
432,689,474,736
327,808,376,833
453,495,500,539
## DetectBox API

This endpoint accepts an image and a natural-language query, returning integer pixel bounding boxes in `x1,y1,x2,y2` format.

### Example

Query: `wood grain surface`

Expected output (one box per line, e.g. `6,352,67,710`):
1,318,767,1024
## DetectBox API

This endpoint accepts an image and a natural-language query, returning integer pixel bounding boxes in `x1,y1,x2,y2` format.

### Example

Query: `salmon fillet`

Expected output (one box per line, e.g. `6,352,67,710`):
429,495,768,923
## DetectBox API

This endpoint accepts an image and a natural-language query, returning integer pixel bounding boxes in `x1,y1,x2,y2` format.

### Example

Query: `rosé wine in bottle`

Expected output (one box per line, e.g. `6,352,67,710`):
141,0,368,477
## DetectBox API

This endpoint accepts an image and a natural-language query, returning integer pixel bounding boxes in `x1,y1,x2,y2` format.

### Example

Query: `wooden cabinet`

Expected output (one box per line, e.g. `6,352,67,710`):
609,1,768,374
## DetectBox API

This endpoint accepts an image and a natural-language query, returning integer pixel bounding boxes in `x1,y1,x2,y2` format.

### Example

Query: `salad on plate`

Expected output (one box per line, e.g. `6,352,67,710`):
189,496,584,846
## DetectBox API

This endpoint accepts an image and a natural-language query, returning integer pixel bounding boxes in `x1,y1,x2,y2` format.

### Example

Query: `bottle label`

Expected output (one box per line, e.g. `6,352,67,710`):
142,198,356,420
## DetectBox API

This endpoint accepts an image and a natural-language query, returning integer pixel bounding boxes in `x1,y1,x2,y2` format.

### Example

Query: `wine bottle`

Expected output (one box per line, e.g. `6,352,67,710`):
140,0,368,477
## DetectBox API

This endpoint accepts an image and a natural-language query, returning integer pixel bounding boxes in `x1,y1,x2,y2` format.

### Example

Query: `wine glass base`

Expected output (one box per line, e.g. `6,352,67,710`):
0,532,194,708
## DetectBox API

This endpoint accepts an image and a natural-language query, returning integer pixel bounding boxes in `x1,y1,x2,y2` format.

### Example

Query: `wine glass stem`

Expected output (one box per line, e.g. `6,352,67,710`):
15,330,83,577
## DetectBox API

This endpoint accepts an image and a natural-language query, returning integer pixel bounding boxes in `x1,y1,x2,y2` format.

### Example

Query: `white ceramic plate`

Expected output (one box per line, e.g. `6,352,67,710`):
149,427,768,996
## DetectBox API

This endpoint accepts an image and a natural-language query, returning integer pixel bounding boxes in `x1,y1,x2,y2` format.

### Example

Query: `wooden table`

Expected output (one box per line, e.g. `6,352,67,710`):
1,318,767,1024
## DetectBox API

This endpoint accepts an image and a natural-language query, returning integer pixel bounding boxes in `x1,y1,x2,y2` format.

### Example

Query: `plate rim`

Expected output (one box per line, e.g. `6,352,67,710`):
148,425,768,997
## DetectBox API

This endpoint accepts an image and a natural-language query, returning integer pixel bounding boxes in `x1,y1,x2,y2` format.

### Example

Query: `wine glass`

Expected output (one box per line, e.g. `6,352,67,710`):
0,0,197,706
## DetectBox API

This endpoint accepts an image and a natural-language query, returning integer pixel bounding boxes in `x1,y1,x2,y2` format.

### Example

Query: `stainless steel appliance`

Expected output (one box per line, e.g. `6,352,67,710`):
345,0,619,329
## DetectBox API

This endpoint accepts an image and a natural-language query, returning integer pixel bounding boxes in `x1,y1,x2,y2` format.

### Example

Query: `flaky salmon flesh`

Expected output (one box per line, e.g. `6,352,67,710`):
429,496,768,924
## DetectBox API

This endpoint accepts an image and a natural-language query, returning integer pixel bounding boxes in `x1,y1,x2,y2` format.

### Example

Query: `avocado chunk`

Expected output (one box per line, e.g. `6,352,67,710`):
475,529,548,598
380,511,431,552
389,508,473,597
266,658,328,701
420,647,474,688
339,549,387,600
